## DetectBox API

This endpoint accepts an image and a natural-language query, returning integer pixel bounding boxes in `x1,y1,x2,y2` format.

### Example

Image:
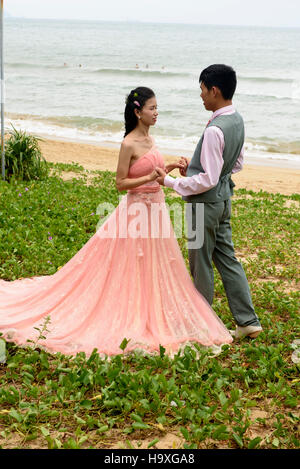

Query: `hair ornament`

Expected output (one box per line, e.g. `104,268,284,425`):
133,100,140,107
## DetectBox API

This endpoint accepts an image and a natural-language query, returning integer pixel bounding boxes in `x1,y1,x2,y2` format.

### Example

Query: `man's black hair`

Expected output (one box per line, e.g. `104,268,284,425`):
199,64,237,100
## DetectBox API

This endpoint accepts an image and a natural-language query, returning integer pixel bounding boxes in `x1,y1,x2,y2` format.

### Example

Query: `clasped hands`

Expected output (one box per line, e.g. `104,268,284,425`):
150,157,190,185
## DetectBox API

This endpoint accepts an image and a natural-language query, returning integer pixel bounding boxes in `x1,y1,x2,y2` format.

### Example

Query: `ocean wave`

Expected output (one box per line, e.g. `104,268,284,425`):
5,62,297,87
5,62,190,79
236,92,299,101
4,114,124,145
237,76,300,101
91,68,189,78
5,113,300,160
5,112,123,133
5,62,68,70
238,74,294,84
245,139,300,156
266,142,300,155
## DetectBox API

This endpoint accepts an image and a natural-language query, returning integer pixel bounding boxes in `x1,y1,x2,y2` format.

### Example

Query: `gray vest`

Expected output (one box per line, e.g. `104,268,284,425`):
182,112,244,203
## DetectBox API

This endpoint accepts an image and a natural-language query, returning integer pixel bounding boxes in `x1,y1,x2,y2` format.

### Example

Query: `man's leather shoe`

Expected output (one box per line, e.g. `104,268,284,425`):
233,325,262,339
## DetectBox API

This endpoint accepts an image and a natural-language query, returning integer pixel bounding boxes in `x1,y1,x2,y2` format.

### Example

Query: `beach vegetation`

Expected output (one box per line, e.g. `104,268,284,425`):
0,164,299,449
4,126,49,182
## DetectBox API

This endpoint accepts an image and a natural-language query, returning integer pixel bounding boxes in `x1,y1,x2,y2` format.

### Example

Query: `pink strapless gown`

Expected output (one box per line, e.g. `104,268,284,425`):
0,147,233,356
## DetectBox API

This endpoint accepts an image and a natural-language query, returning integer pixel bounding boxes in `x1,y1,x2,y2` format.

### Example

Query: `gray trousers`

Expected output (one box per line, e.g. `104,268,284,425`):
188,199,261,327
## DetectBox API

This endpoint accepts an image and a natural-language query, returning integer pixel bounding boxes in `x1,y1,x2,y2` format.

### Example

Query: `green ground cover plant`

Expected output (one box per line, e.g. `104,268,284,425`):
0,164,299,449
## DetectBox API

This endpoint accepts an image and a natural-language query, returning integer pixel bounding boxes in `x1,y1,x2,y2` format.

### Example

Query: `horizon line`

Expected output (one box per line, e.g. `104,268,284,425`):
4,16,300,30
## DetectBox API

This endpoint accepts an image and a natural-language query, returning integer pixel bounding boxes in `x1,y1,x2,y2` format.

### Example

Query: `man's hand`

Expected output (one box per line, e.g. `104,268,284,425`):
179,157,190,176
165,160,186,174
155,167,167,185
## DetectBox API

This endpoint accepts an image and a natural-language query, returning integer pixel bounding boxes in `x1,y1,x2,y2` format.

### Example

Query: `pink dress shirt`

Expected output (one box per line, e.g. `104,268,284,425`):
164,105,244,196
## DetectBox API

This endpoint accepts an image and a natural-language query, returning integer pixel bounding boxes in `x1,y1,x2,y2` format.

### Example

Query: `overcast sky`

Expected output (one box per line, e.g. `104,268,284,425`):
5,0,300,28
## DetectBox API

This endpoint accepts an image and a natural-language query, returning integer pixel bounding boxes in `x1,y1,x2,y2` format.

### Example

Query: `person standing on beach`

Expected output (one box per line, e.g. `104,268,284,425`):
156,64,262,339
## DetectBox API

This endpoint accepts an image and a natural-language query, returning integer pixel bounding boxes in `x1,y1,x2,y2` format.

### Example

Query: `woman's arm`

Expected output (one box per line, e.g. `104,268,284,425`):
116,141,158,192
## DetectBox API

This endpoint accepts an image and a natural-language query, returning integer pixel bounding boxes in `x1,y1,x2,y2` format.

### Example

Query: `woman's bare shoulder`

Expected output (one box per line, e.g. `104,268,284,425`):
121,136,135,151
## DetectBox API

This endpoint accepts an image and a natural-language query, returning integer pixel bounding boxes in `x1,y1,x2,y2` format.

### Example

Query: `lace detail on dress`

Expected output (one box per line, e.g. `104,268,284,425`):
127,190,164,205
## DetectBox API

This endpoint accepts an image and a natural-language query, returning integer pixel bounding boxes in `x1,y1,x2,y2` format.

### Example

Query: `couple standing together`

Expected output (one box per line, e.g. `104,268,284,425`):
0,64,262,357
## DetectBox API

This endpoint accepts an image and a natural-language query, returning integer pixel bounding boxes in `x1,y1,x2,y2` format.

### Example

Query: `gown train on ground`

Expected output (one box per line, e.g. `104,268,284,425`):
0,147,233,356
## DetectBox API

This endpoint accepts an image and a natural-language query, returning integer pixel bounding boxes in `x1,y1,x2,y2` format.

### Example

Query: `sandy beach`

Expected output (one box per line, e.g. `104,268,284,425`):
38,137,300,196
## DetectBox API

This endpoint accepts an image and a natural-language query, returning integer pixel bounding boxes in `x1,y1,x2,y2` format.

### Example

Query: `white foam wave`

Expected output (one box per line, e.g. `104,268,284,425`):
6,117,300,169
5,117,124,145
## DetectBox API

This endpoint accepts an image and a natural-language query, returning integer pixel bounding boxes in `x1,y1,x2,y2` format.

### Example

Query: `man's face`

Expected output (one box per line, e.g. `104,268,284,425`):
200,82,215,111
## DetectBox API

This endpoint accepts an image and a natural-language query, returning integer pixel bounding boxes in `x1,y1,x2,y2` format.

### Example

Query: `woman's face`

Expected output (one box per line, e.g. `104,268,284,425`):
138,96,158,126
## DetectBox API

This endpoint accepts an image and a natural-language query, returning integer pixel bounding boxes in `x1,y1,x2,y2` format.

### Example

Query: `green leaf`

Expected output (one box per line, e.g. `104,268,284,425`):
131,413,143,423
212,425,230,440
80,399,93,409
233,432,243,448
54,438,62,449
284,397,297,408
57,389,65,403
97,425,109,433
218,391,228,407
63,438,78,449
119,338,130,351
180,427,189,440
148,438,159,448
74,414,86,425
159,345,166,358
78,435,88,445
139,399,151,411
248,437,262,449
40,426,50,437
132,422,150,430
40,352,49,369
0,339,6,364
9,408,23,423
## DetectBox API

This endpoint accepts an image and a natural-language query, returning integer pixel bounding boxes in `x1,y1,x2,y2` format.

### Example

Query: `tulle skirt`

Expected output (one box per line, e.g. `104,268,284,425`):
0,189,233,356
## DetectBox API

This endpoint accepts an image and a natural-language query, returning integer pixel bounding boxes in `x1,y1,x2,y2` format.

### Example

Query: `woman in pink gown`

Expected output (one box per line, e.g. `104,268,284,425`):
0,87,233,357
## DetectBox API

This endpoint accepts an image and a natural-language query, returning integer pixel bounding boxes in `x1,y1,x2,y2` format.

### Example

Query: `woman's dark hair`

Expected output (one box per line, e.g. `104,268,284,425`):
199,64,237,100
124,87,155,137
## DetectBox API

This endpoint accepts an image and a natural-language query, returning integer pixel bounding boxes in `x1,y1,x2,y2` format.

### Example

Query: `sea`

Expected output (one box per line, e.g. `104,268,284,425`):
3,18,300,168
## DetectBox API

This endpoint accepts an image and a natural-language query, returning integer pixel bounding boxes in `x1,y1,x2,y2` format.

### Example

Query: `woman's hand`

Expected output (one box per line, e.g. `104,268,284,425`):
148,169,159,181
155,167,167,185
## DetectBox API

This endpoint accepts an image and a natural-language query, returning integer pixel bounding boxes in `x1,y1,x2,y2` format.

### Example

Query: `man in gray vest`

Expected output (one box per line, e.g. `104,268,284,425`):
156,64,262,339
